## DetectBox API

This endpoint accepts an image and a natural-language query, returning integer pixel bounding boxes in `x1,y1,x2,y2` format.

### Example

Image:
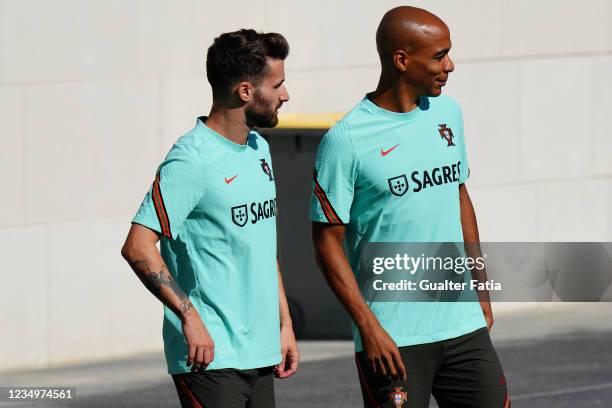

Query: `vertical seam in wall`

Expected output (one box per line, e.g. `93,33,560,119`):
517,58,522,186
44,223,50,366
497,0,503,59
21,84,27,224
22,82,50,366
158,77,163,158
0,0,4,83
588,56,595,180
516,57,532,238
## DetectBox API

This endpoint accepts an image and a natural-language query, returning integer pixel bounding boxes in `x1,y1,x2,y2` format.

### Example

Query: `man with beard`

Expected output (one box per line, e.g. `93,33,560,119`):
310,7,510,408
121,29,298,408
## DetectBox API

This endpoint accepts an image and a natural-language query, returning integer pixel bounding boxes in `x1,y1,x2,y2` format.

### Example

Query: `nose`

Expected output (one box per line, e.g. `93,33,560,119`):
443,55,454,73
280,85,289,102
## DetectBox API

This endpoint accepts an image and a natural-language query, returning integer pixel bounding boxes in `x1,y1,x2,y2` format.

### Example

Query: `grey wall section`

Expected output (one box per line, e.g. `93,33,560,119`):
1,0,611,369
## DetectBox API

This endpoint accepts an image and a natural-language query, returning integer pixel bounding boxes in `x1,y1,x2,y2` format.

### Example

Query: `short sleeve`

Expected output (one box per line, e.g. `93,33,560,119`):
309,121,357,224
455,105,470,184
132,143,206,239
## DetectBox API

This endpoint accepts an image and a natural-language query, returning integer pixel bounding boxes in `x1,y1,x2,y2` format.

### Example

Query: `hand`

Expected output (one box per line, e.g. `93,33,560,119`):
360,320,406,381
182,310,215,372
274,324,299,379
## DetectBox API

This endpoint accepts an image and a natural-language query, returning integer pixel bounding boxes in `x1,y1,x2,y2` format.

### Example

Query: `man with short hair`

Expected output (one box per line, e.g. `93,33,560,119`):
122,29,298,408
311,7,510,407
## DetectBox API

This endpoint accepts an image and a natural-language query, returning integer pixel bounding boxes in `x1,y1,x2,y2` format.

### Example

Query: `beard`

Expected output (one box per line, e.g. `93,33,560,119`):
245,90,279,128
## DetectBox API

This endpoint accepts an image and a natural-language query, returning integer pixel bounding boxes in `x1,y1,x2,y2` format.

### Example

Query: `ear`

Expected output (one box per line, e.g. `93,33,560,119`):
236,81,254,103
392,50,409,72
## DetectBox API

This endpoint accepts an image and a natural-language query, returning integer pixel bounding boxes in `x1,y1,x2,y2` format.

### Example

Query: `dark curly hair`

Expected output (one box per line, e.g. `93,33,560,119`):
206,29,289,96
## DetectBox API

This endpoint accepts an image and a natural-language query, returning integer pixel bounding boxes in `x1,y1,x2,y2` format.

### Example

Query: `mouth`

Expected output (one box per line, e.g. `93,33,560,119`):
435,79,447,87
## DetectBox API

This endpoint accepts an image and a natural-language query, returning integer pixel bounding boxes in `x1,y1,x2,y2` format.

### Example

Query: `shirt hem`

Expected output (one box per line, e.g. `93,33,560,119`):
167,352,282,375
354,317,487,352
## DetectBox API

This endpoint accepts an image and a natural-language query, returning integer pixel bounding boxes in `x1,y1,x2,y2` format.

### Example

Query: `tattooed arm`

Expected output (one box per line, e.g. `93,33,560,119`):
121,223,214,371
130,260,193,316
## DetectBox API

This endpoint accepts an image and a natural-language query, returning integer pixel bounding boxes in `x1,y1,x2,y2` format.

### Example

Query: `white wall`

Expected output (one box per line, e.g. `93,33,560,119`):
1,0,611,370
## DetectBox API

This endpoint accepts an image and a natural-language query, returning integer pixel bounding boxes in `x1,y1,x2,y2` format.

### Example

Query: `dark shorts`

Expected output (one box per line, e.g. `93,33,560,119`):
355,327,510,408
172,366,275,408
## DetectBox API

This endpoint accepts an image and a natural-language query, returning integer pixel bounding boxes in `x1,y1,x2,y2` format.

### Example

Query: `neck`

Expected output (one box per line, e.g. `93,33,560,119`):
204,104,251,145
369,74,420,113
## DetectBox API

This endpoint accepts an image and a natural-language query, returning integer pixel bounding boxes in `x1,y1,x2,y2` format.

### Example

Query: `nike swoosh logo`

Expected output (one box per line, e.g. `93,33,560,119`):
381,144,399,157
225,175,238,184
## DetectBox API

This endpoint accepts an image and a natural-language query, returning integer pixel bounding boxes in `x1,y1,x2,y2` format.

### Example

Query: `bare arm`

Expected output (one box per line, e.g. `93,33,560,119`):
121,224,192,316
312,222,406,380
121,223,214,370
459,183,494,331
274,261,299,379
277,261,293,330
312,224,376,329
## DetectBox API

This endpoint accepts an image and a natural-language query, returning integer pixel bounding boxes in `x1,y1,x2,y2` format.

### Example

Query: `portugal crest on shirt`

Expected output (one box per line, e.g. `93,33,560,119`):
260,158,273,181
231,204,248,227
388,175,408,196
390,387,408,407
438,124,455,146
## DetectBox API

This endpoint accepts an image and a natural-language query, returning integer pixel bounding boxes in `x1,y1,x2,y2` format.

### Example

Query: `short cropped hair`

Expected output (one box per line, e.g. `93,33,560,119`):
206,29,289,96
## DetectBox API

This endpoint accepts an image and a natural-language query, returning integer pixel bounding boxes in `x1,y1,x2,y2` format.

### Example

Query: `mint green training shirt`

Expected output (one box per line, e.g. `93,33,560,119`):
133,117,280,374
310,95,486,352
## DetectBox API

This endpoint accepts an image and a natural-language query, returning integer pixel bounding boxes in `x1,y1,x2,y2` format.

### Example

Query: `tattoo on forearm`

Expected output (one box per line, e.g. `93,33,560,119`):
180,299,192,312
130,259,193,313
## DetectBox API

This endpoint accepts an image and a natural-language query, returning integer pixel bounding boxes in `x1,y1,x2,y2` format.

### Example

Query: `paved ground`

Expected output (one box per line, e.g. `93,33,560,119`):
1,304,611,407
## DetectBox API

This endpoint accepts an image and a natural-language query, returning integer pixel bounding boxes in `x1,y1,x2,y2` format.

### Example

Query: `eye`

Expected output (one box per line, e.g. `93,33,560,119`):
434,53,446,61
434,50,450,61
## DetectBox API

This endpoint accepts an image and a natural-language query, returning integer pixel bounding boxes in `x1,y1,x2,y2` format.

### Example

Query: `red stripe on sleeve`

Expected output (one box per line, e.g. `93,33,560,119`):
313,170,343,224
152,173,172,238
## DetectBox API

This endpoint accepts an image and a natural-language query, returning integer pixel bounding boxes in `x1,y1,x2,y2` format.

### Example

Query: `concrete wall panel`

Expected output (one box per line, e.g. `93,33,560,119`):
1,0,142,83
590,55,612,176
469,185,539,241
160,76,211,152
24,80,161,224
0,225,49,370
446,60,521,186
534,180,610,241
283,66,379,113
0,85,25,225
519,57,592,182
139,0,268,79
500,0,608,56
46,220,162,365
